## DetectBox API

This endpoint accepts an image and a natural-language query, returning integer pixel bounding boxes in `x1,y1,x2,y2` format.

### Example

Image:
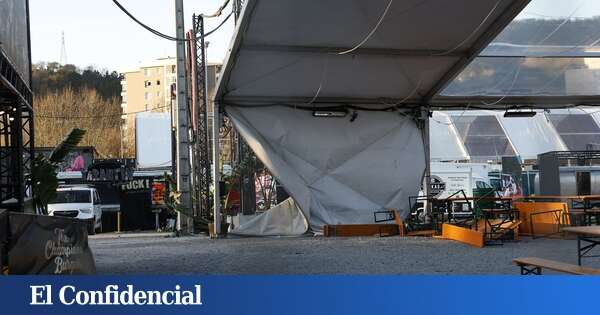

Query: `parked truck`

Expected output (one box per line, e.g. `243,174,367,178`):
429,162,495,199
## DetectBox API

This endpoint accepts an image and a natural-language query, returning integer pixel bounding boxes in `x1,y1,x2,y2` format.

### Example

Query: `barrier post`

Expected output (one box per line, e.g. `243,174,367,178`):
117,211,122,233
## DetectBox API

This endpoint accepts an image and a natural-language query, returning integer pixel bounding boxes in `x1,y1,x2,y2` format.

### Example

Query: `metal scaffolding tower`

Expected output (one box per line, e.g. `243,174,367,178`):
0,51,34,212
190,14,212,220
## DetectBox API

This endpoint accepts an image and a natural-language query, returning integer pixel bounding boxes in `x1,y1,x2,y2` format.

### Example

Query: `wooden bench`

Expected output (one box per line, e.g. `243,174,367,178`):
513,257,600,275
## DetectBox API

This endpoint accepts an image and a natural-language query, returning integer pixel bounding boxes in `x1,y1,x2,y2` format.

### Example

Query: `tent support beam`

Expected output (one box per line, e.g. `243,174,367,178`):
422,107,432,217
422,0,531,103
222,96,422,106
212,102,222,237
431,95,600,107
242,44,466,57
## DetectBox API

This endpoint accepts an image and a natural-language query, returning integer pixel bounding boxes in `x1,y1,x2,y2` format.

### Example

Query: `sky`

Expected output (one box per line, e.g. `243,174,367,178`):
29,0,235,72
28,0,600,72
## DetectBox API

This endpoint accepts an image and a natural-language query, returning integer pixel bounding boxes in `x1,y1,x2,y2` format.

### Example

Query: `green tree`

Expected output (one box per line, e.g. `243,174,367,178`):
31,128,86,215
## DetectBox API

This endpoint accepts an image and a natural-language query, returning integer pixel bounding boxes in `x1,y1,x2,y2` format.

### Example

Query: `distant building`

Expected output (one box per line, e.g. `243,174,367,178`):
120,57,221,157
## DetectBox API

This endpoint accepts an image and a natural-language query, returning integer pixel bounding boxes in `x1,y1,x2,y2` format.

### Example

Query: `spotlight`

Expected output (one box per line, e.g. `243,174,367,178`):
312,109,348,118
503,110,536,118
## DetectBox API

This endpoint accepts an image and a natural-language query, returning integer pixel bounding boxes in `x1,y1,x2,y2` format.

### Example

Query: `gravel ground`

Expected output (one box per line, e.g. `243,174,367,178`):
89,234,600,275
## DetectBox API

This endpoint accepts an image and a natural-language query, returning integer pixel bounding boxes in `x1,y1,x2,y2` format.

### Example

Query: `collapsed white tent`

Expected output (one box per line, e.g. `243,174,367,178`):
228,106,424,232
213,0,531,235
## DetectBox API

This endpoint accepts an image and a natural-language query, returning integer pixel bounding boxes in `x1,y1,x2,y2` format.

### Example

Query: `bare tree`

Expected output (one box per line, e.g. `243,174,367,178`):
34,87,124,158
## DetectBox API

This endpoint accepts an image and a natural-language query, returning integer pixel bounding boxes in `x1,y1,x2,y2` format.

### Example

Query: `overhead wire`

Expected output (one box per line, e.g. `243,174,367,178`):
201,0,231,18
432,0,502,56
111,0,232,41
37,105,172,119
337,0,394,55
380,77,423,106
305,57,330,105
111,0,182,41
204,12,233,37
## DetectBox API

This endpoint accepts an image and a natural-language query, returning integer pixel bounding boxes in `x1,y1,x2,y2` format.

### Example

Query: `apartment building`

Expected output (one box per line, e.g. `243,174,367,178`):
120,57,221,157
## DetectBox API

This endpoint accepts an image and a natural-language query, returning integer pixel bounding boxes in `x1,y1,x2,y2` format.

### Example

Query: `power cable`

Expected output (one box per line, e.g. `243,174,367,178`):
201,0,231,18
37,105,171,119
305,57,330,105
112,0,232,41
433,0,502,56
112,0,182,41
380,77,424,106
204,12,233,37
337,0,393,55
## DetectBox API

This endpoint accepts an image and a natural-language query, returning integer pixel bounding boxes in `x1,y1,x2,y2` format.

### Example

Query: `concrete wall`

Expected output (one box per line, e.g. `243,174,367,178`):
0,0,30,84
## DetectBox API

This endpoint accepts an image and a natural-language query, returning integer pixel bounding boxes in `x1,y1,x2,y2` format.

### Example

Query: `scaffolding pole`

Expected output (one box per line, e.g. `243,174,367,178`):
422,107,432,217
212,102,222,236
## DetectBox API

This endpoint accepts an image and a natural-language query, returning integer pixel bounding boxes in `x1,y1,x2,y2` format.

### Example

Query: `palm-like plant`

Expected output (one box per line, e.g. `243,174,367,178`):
31,128,86,215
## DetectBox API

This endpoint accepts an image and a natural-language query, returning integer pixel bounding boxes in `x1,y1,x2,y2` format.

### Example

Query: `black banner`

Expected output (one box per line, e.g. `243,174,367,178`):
8,213,96,275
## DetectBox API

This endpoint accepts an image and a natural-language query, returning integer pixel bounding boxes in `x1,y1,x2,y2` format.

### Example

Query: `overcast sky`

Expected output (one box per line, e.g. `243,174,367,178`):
29,0,600,72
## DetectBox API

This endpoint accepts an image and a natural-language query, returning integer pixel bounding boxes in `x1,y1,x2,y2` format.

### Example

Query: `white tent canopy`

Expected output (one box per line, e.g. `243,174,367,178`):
436,110,565,162
214,0,529,235
430,112,470,162
215,0,531,107
213,0,536,234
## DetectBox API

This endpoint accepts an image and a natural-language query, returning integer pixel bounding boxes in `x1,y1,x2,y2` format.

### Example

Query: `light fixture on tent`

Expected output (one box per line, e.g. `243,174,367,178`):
503,109,536,118
312,109,348,118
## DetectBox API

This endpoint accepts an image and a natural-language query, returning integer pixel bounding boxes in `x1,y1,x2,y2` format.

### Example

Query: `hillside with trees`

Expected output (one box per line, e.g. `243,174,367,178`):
32,62,121,99
33,63,124,158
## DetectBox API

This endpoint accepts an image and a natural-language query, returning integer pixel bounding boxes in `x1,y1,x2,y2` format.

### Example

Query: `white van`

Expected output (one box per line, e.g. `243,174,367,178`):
48,185,103,235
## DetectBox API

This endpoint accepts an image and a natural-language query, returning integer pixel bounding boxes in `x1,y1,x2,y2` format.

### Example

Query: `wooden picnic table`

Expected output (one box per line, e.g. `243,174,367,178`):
523,195,600,199
522,195,600,225
445,196,513,202
562,226,600,266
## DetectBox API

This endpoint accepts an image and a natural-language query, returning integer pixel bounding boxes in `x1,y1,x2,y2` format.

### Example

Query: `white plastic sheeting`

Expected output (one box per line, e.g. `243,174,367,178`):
230,198,308,236
227,106,425,232
440,0,600,106
497,113,566,159
430,112,470,161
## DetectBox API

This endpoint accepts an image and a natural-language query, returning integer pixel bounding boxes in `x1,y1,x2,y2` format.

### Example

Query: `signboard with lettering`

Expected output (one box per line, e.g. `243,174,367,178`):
429,175,446,197
120,178,152,192
7,213,96,274
84,159,135,183
152,182,167,206
119,177,155,231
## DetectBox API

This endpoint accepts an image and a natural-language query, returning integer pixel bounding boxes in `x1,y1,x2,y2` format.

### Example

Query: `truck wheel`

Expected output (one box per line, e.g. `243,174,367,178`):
95,221,102,234
87,220,96,235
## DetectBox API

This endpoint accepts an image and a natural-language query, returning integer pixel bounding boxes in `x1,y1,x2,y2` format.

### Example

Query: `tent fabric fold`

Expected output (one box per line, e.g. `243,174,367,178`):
226,106,425,233
230,198,308,236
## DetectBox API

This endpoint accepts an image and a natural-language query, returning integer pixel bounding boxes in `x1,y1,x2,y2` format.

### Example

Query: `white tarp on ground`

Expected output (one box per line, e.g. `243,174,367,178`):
227,106,425,232
231,198,308,236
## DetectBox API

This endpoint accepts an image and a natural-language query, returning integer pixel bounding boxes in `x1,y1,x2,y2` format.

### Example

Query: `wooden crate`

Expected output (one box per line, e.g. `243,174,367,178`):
323,224,400,237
